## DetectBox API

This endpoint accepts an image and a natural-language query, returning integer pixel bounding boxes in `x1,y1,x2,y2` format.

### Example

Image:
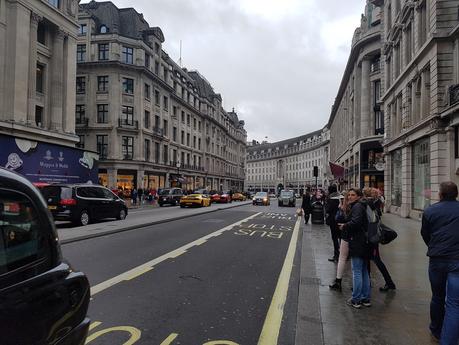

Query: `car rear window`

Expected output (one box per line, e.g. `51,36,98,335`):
40,186,72,201
159,189,171,195
0,190,46,275
281,191,293,197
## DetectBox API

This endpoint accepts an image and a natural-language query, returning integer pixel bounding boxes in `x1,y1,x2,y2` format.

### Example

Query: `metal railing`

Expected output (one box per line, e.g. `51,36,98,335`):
118,118,138,129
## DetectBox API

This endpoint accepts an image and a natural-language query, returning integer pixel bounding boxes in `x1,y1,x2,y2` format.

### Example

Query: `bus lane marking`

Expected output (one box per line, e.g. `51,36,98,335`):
90,212,261,296
257,216,301,345
159,333,179,345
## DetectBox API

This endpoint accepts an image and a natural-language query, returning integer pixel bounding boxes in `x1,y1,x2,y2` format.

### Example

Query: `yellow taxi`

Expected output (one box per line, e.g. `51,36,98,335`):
179,193,211,208
232,192,247,201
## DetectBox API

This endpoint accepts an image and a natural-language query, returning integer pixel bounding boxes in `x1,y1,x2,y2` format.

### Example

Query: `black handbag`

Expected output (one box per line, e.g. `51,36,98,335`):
380,223,398,245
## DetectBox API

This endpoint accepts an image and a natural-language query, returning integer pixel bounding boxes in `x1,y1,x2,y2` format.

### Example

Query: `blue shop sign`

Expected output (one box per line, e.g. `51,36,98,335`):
1,135,99,184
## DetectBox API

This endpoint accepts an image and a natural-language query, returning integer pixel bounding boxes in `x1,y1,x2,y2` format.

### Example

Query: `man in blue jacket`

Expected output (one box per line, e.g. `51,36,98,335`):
421,181,459,344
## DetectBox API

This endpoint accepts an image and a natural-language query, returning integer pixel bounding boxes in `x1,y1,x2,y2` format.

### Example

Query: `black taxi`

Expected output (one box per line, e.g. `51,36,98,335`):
0,168,90,344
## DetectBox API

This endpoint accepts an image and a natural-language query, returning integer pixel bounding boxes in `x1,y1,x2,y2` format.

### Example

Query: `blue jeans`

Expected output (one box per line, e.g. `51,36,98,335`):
429,259,459,345
351,257,370,302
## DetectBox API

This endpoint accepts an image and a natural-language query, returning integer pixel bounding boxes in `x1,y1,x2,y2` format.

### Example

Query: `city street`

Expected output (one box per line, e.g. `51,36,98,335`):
62,202,302,344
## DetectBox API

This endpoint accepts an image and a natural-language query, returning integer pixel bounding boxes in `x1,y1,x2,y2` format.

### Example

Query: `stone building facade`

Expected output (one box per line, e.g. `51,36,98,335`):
245,129,330,194
0,0,79,146
76,1,246,193
327,1,385,191
370,0,459,218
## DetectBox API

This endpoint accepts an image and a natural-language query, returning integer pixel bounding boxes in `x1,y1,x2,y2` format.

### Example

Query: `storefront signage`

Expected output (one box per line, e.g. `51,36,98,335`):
0,134,99,184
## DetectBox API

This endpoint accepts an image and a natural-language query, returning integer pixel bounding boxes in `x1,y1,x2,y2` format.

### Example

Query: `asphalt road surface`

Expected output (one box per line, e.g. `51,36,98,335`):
62,201,302,345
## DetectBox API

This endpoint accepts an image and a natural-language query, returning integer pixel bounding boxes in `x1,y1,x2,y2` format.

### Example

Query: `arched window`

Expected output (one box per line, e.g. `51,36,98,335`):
100,25,108,34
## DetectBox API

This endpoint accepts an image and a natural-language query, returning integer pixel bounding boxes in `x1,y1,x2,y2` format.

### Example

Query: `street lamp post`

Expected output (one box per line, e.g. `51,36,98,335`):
176,161,181,188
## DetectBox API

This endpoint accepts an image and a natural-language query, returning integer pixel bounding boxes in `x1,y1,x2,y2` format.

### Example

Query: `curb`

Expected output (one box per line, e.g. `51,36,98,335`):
60,201,252,245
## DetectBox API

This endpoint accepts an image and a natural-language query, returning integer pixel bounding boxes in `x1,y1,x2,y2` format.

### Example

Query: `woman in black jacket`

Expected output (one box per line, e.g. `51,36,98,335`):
301,191,313,224
338,188,371,309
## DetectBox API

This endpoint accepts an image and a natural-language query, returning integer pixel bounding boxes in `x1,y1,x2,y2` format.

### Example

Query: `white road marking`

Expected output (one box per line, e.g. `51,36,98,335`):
90,213,261,296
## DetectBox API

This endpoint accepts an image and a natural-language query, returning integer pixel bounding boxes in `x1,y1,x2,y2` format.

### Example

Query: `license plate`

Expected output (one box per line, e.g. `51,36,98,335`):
48,205,57,210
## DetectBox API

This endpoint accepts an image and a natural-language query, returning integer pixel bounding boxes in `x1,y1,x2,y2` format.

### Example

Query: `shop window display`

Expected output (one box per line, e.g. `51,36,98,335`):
412,138,430,210
391,149,402,206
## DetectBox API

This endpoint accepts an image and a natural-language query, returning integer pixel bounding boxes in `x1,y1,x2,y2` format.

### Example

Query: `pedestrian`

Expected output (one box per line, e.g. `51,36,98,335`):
131,187,138,206
329,191,350,292
138,187,143,205
338,188,371,309
301,190,312,224
326,184,341,262
363,187,396,292
421,181,459,344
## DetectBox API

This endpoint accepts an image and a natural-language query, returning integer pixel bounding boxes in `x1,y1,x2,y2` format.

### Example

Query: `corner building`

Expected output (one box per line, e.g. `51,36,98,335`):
76,1,247,192
327,1,385,191
245,129,330,194
0,0,79,146
372,0,459,218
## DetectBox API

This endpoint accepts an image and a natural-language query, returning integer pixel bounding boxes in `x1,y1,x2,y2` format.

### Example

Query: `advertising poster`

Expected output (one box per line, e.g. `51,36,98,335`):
0,134,99,184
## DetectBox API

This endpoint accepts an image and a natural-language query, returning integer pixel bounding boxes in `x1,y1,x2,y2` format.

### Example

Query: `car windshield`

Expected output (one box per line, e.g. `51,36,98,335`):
159,189,171,195
255,192,267,197
281,191,293,197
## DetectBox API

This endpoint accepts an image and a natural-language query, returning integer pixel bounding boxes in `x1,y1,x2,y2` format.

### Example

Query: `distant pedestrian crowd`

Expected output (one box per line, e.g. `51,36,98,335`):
300,181,459,345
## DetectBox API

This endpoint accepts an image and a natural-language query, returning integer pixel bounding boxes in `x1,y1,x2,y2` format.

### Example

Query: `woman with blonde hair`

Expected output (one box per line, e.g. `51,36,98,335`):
329,191,351,291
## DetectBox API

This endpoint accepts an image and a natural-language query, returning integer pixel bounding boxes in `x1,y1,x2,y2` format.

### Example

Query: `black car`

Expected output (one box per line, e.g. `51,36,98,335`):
158,188,184,206
0,167,90,345
40,184,128,226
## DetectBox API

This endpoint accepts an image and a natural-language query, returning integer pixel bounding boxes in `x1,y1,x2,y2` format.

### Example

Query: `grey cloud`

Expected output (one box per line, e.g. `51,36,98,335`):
108,0,364,142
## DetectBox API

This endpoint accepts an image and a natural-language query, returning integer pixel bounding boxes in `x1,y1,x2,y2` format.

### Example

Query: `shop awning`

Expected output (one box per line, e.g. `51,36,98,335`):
169,174,186,183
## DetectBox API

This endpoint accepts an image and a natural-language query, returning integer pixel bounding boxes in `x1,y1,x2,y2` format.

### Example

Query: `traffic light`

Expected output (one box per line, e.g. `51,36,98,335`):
313,166,318,177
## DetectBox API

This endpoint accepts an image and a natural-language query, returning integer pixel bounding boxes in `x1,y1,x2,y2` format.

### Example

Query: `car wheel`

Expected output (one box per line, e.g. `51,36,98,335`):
180,205,185,208
78,210,90,226
117,208,127,220
159,203,163,207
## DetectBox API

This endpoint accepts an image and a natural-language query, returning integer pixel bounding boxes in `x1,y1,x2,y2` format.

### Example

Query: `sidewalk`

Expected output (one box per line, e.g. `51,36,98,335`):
296,213,436,345
57,201,252,244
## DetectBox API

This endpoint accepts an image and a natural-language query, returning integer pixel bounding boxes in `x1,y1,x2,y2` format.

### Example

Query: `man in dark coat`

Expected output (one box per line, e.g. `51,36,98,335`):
326,185,341,262
421,181,459,343
301,190,312,224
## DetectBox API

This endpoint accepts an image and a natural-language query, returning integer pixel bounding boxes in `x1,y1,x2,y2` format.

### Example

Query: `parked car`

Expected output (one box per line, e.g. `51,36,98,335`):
158,188,183,206
252,191,270,206
180,193,211,208
218,191,232,203
232,192,246,201
210,191,221,203
278,190,296,207
0,167,90,345
40,184,128,226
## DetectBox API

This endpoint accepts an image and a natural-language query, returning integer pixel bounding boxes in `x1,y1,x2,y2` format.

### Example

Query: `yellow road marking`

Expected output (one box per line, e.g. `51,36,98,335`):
160,333,179,345
257,216,301,345
90,213,262,296
85,325,141,344
126,267,153,281
89,321,102,331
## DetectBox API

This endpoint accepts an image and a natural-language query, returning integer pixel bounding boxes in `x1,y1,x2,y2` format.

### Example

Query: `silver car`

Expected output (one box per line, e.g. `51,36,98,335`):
278,190,296,207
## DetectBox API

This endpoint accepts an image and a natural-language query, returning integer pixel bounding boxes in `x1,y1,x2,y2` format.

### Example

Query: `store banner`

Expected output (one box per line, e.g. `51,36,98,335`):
329,161,345,178
0,134,99,184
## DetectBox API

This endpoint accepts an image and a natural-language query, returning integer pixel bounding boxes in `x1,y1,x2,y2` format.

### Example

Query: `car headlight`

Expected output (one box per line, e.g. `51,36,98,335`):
252,197,256,201
263,198,268,201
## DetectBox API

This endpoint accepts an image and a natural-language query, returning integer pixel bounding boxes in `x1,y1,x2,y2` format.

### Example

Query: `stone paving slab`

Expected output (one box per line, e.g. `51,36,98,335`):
296,212,438,345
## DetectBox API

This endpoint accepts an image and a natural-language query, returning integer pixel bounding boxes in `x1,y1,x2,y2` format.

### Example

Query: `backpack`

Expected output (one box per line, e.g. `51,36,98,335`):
366,205,382,244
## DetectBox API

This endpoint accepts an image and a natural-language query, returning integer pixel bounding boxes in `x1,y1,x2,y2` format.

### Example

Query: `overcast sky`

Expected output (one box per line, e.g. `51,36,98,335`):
105,0,365,142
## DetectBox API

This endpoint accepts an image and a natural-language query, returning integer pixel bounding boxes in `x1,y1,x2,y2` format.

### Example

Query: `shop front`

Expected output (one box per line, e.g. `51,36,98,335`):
144,172,166,190
117,169,137,198
412,137,430,210
360,141,384,190
390,149,402,207
98,169,108,187
169,174,185,188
